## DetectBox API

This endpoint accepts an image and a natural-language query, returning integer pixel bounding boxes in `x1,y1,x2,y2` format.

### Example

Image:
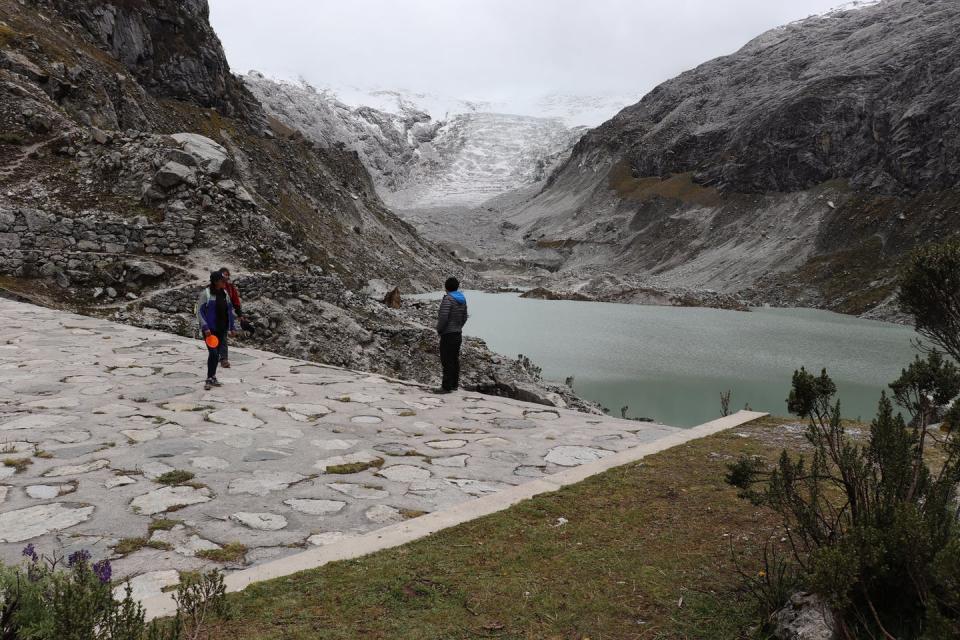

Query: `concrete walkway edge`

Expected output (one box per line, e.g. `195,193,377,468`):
140,409,768,620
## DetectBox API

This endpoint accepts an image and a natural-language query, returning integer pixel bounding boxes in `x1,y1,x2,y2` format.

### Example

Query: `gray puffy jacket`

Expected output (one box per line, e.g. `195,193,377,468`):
436,292,468,335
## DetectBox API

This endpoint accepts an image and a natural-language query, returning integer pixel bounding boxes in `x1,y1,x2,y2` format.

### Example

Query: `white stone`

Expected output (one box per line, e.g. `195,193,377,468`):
377,465,431,482
207,408,264,429
130,486,211,515
122,429,159,443
311,439,359,451
0,414,77,431
327,482,389,500
246,384,295,398
0,467,14,480
231,512,287,531
0,504,95,542
431,454,469,468
105,476,137,489
476,437,511,447
140,462,174,479
150,526,220,557
114,570,180,601
80,384,114,396
349,415,382,424
307,531,349,546
425,439,468,450
544,446,613,467
92,403,141,416
315,451,382,473
43,459,109,477
464,407,497,415
330,393,381,404
284,499,346,515
227,471,306,496
283,404,333,419
446,479,512,496
191,456,230,471
25,396,80,409
365,504,402,524
26,484,62,499
525,410,561,421
47,430,91,443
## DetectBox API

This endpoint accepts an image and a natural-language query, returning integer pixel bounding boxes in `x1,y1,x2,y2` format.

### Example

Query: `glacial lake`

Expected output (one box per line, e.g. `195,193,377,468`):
422,291,921,427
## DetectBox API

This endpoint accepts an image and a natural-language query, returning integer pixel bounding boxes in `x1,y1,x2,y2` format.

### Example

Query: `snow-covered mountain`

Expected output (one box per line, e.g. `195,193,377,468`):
242,73,599,209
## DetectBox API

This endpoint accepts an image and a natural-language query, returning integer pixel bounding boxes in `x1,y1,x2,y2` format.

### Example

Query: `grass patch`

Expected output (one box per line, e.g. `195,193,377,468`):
196,543,248,564
3,457,32,473
0,132,25,146
114,537,173,556
399,509,428,520
148,518,183,534
205,417,802,639
609,162,723,207
33,449,54,459
155,470,195,485
324,458,384,475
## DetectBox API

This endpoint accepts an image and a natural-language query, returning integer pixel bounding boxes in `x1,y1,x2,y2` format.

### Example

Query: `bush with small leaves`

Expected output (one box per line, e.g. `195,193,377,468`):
729,354,960,638
0,546,229,640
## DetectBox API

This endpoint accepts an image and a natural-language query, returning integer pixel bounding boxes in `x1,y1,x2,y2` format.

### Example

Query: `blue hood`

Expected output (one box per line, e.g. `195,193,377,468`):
448,291,466,305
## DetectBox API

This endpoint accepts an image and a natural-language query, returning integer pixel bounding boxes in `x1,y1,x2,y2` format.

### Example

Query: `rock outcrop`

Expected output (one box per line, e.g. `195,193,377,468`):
491,0,960,318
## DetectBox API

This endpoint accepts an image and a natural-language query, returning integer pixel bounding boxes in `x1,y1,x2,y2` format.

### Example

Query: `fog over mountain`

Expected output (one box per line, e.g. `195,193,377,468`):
208,0,847,121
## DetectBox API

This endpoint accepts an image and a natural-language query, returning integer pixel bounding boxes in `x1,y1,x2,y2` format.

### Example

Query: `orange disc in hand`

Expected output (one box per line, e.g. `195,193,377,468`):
205,334,220,349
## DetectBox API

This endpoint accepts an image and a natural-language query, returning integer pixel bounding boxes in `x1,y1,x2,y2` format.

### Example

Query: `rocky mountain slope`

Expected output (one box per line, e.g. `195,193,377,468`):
242,74,585,211
489,0,960,316
0,0,583,407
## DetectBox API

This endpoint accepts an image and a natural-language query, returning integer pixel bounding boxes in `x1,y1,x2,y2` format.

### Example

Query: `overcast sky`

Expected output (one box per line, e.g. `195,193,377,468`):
209,0,846,110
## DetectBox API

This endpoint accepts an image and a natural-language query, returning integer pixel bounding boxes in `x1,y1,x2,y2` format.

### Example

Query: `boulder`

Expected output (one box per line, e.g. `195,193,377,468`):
154,161,194,189
124,259,165,281
1,51,47,82
511,381,568,409
170,133,234,177
383,287,402,309
773,593,838,640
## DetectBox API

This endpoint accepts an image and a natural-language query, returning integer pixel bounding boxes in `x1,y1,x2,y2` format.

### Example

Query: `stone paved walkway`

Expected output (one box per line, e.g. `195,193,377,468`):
0,298,680,600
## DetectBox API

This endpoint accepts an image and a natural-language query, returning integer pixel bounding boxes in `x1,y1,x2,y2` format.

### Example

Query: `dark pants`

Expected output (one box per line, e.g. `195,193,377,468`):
440,332,462,391
206,330,226,380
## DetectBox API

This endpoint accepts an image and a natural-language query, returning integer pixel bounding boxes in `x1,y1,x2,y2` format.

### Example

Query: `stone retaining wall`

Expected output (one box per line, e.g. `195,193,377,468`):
0,204,196,286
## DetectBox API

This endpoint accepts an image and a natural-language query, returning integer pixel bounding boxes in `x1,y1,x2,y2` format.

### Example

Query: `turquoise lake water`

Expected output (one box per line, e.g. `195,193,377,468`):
427,291,920,427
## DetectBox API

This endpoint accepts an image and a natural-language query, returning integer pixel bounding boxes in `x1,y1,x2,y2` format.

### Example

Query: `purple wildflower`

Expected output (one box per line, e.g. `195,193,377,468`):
93,559,112,584
21,543,38,563
67,549,91,567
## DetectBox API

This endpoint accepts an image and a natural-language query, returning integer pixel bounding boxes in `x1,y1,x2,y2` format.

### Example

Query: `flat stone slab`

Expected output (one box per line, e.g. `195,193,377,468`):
130,487,212,515
0,504,95,542
0,298,683,587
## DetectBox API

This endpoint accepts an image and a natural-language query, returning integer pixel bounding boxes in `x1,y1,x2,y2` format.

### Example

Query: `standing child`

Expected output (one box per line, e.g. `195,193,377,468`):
196,271,236,390
218,267,242,367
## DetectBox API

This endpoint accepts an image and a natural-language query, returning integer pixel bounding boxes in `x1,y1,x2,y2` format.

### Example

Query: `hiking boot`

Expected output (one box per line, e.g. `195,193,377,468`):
432,387,452,395
204,378,214,390
221,360,231,369
210,377,223,387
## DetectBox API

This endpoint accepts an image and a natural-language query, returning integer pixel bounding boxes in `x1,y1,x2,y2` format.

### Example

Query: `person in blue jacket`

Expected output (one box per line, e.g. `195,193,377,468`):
435,277,468,393
196,271,236,390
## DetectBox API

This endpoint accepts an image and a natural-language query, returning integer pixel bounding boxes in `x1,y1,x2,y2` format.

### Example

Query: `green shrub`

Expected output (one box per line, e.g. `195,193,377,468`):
0,546,228,639
155,470,194,486
729,356,960,637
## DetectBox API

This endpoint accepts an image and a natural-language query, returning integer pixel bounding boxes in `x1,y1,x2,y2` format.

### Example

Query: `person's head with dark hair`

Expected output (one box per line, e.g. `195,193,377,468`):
219,267,231,281
444,277,460,293
209,270,225,293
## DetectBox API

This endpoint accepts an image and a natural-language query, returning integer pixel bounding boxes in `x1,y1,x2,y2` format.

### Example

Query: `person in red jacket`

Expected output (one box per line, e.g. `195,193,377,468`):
218,268,244,368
